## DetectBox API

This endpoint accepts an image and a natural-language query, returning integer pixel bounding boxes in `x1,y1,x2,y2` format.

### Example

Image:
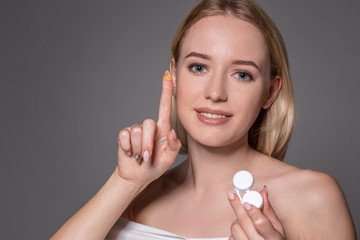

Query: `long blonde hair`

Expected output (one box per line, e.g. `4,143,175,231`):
170,0,295,161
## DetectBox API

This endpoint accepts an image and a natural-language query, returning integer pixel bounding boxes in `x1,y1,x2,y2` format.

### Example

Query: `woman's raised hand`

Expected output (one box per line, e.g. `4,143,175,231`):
116,70,181,187
228,188,286,240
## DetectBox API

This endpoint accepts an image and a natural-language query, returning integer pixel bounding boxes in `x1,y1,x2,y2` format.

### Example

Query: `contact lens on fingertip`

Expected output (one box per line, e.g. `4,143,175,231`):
243,190,264,209
233,170,254,191
163,70,172,81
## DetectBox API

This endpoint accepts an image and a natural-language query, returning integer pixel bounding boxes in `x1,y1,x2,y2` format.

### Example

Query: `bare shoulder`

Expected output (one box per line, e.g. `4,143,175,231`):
277,167,346,213
262,157,356,239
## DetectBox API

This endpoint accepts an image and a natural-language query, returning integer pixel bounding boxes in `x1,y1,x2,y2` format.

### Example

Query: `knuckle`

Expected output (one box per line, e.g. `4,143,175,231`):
230,220,240,233
252,213,268,228
130,123,141,128
131,126,142,135
143,119,155,127
119,129,129,139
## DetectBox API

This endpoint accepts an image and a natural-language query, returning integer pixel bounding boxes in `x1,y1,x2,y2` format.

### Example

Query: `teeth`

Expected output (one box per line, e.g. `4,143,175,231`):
200,112,226,118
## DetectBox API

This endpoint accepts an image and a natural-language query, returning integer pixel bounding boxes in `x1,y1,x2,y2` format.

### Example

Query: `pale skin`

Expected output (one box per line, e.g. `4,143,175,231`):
51,14,356,240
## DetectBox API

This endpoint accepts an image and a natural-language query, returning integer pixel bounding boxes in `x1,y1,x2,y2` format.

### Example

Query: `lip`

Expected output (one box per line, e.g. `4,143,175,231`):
195,107,233,126
195,107,233,117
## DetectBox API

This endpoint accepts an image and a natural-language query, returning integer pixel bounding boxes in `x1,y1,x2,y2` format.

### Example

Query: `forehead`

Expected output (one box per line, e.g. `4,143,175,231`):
180,14,269,68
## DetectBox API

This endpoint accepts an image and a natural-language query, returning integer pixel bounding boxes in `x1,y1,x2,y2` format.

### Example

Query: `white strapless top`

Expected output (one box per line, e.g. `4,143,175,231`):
106,218,228,240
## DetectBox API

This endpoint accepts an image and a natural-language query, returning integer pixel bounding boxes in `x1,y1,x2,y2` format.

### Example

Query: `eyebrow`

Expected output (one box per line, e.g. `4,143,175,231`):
185,51,260,70
232,60,259,71
185,51,211,60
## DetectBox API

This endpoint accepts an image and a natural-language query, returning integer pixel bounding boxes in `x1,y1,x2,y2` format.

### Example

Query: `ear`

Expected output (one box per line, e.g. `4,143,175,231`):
262,75,282,109
170,58,177,96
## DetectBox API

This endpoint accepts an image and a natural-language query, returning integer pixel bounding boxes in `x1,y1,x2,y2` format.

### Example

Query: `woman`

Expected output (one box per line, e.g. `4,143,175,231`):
51,0,356,239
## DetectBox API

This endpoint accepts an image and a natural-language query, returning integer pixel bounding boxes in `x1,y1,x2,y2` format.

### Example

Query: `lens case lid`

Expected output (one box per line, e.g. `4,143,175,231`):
233,170,263,209
242,190,264,209
233,170,254,192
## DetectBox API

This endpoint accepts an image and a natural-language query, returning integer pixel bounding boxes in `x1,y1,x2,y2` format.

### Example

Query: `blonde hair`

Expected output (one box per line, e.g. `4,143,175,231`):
170,0,295,161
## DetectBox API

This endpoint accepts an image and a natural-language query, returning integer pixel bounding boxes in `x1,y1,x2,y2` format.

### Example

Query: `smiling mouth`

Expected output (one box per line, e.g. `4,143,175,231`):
199,112,227,118
195,108,232,125
195,107,233,118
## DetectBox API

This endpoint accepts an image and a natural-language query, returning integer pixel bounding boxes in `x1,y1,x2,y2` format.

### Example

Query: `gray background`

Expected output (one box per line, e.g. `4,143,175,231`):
1,0,359,238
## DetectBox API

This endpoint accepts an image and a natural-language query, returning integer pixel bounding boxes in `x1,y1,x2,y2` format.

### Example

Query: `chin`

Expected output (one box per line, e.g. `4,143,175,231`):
187,130,247,150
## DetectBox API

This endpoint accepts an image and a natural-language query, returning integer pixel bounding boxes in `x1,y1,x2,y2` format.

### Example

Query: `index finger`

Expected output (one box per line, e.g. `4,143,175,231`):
227,191,258,238
157,70,173,129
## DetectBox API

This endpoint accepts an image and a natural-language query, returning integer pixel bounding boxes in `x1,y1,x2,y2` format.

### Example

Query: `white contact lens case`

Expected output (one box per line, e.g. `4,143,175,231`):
233,170,263,209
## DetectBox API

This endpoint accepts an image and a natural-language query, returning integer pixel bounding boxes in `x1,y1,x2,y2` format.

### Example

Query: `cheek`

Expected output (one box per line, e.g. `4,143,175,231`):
230,87,267,123
176,71,202,103
175,77,193,118
232,82,266,105
176,83,196,118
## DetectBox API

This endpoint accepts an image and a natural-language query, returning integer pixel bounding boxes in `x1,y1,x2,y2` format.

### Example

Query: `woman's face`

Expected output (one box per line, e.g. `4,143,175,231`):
173,14,276,149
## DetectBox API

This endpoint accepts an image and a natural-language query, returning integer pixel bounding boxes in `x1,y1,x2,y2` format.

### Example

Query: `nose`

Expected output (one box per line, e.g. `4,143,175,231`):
204,73,228,102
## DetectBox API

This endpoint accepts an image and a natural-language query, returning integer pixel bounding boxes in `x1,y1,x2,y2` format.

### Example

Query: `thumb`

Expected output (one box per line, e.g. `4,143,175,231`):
163,129,181,166
261,186,285,236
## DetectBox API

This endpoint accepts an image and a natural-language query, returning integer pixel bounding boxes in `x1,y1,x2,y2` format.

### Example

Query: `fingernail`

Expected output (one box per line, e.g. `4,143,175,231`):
135,155,142,163
264,185,268,195
143,150,149,162
227,190,235,200
163,70,172,82
171,129,177,140
243,202,251,210
126,151,132,156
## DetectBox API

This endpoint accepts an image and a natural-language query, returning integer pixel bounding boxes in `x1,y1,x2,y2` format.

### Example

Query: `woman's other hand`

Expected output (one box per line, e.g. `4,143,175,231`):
116,70,181,187
227,187,285,240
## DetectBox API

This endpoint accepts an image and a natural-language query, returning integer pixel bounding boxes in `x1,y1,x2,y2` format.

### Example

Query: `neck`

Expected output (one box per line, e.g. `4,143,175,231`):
181,136,255,194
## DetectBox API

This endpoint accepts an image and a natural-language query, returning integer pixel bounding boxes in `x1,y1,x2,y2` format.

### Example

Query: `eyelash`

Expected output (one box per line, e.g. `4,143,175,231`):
235,71,254,81
188,63,207,75
187,63,254,81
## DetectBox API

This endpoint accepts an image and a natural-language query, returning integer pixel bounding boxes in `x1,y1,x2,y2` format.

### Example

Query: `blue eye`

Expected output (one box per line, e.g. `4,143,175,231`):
236,72,253,81
190,64,206,73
